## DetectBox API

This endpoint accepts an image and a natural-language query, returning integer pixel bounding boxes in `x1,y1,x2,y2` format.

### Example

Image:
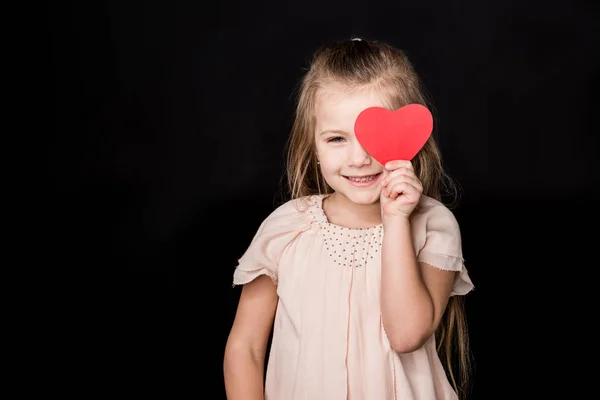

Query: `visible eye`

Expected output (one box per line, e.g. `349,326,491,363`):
327,136,345,143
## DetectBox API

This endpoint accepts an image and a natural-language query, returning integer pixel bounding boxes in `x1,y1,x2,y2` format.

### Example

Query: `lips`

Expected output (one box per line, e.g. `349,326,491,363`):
343,172,382,187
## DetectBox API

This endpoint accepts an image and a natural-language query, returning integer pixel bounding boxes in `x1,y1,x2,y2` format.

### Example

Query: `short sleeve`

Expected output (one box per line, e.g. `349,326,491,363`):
416,202,474,296
232,199,311,286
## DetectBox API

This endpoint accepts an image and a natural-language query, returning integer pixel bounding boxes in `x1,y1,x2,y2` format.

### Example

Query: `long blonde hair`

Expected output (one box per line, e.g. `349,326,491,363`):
284,37,472,397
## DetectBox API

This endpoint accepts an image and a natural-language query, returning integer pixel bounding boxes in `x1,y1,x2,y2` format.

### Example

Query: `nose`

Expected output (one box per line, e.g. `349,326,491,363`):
348,140,372,167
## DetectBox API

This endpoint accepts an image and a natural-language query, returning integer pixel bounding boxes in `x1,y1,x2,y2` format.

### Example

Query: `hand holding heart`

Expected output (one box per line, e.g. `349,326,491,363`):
379,160,422,218
353,103,432,218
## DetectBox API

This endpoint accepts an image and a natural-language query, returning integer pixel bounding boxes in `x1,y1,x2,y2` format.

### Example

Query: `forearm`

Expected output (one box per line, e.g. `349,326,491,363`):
223,345,265,400
380,216,435,352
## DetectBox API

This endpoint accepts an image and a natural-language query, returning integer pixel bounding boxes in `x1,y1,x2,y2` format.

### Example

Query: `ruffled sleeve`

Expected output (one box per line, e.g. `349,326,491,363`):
415,198,474,296
233,198,312,286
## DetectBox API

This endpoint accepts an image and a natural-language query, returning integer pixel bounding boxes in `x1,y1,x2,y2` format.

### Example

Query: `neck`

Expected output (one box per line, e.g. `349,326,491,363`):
324,192,382,228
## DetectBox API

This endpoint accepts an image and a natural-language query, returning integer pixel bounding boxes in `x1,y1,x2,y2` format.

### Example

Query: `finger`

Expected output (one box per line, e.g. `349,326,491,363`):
381,167,415,184
387,181,420,199
380,168,393,187
393,175,422,192
384,159,413,171
380,168,391,181
381,171,422,191
387,182,410,199
380,168,405,187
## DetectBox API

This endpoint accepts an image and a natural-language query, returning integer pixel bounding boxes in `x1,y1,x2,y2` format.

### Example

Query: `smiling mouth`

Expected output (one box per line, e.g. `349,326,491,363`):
343,173,381,183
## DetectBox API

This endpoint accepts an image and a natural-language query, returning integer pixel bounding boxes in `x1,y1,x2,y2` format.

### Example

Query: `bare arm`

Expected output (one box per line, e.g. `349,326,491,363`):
380,216,457,353
224,275,278,399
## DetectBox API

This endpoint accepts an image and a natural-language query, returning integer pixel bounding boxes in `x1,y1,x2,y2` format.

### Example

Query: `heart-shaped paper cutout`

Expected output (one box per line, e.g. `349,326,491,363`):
354,104,433,165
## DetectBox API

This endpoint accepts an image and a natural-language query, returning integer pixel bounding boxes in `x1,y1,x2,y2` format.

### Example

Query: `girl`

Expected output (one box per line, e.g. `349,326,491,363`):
223,38,474,400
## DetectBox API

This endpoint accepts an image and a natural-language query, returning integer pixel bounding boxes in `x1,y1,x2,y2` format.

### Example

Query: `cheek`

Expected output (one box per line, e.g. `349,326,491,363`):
319,161,342,179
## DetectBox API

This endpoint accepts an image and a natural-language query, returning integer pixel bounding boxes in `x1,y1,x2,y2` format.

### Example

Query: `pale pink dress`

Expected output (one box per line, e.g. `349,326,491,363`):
233,194,474,400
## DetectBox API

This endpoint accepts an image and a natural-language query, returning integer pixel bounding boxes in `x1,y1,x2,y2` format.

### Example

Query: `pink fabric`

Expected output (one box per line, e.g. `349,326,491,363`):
233,194,473,400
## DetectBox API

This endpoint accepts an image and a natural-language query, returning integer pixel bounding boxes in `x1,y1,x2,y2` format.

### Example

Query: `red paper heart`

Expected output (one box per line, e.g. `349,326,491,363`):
354,104,433,165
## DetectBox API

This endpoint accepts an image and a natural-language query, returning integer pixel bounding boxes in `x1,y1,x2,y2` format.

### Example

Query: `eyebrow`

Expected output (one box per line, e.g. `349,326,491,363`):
319,129,348,136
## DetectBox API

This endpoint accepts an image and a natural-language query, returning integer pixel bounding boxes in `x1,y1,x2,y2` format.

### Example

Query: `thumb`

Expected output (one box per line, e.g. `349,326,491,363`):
380,167,390,180
379,172,389,200
379,168,391,187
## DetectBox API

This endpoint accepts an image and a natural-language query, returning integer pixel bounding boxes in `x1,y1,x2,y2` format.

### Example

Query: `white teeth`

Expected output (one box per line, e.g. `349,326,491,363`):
347,175,376,182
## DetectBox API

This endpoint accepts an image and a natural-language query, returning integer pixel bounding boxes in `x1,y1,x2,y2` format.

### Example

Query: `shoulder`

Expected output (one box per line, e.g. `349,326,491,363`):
414,195,454,216
267,195,315,219
412,195,461,233
257,195,318,232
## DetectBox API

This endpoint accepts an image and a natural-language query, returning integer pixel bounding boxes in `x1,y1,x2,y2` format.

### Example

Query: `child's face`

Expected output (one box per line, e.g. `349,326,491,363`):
314,84,387,205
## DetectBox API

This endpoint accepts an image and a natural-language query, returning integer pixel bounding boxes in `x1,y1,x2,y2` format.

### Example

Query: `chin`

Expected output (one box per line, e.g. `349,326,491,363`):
339,190,381,205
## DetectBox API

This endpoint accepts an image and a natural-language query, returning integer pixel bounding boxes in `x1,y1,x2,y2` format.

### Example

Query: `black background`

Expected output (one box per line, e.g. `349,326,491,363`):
46,1,598,398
